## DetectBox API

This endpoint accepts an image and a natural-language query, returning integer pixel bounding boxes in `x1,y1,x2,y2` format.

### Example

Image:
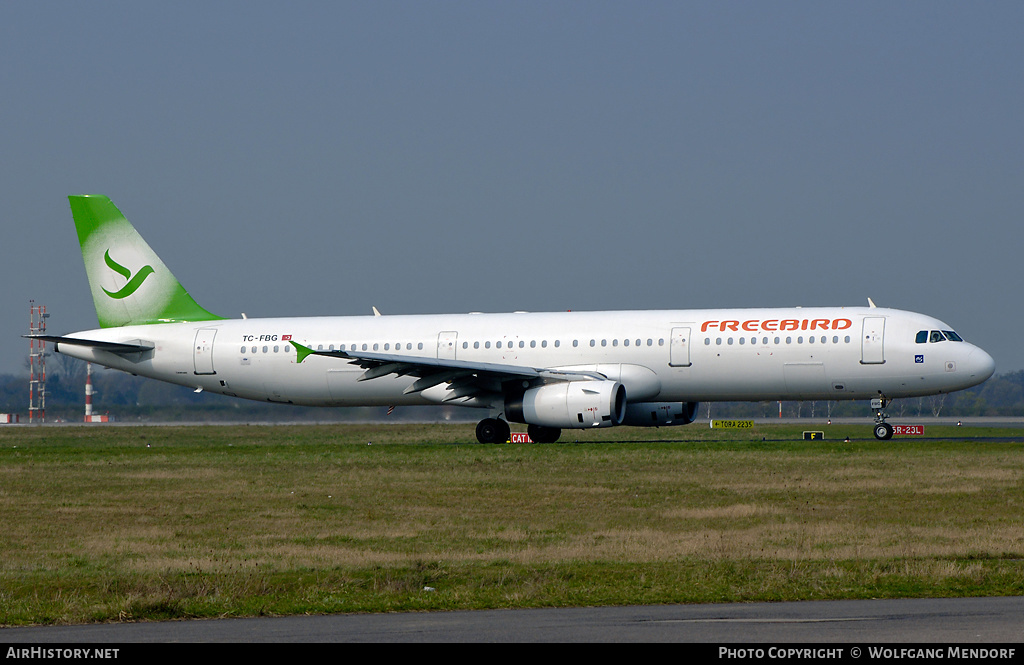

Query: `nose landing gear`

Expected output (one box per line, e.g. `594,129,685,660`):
871,396,894,440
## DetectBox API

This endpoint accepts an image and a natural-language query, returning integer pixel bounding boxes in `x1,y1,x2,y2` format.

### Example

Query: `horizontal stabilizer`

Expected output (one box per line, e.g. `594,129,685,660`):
24,334,154,355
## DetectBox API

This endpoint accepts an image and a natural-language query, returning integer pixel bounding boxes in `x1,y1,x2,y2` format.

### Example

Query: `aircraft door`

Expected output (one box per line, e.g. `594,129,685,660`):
437,331,458,361
194,328,217,375
861,317,885,365
669,327,692,367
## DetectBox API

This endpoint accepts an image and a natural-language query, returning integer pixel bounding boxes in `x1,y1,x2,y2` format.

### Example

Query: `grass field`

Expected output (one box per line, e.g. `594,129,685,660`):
1,423,1022,625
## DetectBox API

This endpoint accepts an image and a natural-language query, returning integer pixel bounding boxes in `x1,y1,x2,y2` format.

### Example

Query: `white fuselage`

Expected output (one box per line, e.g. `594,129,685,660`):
56,306,994,410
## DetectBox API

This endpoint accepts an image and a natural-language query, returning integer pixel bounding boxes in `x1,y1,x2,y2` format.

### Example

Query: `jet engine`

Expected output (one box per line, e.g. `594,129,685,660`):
505,381,626,429
620,401,700,427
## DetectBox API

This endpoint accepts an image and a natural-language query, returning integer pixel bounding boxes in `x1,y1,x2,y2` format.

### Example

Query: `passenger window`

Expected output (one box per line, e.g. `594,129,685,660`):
716,337,722,345
240,346,246,353
497,341,502,349
485,341,491,349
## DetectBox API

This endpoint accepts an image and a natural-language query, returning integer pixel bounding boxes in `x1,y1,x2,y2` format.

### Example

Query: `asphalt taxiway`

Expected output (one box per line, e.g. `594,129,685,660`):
2,596,1021,642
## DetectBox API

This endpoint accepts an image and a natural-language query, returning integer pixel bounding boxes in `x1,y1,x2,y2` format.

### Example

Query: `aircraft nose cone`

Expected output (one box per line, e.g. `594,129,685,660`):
968,347,996,382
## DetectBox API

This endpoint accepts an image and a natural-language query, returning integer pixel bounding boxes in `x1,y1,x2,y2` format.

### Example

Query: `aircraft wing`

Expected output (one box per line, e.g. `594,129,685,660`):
289,340,607,402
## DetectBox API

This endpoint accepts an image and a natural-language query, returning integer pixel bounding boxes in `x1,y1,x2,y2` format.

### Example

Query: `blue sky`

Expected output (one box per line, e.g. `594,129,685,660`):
2,2,1022,376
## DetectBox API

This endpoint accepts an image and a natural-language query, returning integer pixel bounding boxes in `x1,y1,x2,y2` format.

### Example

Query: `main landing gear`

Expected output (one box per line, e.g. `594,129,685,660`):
527,424,561,444
474,418,562,444
475,418,510,444
871,396,894,440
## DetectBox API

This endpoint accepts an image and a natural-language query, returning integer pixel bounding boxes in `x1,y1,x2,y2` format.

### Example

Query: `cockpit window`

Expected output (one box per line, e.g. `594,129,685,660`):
917,329,965,343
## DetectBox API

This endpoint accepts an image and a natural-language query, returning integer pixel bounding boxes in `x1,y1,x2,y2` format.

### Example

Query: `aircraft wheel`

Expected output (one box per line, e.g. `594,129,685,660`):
527,424,561,444
873,422,894,440
476,418,510,444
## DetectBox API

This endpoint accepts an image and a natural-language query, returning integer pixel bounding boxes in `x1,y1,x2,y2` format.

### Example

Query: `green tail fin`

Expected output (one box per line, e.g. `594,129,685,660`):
69,195,223,328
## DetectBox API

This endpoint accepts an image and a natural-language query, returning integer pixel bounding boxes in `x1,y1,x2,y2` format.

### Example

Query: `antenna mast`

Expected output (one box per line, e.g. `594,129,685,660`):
28,300,48,423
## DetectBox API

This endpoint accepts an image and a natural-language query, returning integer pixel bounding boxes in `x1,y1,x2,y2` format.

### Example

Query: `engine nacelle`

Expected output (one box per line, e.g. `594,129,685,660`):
620,401,700,427
506,381,626,429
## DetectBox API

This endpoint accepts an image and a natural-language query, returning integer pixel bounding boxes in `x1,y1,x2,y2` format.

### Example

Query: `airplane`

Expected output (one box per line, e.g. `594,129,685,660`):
31,195,995,443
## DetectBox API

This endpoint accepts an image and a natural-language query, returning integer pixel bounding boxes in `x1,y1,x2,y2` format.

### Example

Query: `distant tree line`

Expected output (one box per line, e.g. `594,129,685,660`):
2,361,1023,423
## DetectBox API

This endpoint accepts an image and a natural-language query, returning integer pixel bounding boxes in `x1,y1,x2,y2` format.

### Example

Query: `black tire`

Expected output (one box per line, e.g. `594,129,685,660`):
496,419,510,444
527,424,561,444
873,422,894,440
476,418,509,444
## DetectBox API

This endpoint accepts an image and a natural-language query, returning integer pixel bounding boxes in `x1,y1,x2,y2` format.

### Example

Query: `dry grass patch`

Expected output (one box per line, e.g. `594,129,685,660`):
665,503,782,520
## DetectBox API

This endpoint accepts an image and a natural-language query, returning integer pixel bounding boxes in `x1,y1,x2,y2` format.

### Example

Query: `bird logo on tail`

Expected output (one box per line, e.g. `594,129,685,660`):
101,249,154,300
